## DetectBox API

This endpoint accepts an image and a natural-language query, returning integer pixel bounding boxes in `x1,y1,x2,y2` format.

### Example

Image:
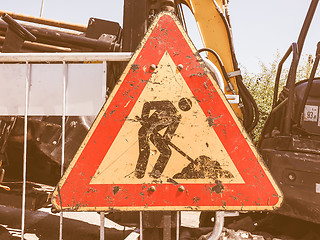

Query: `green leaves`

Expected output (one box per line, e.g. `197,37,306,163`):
242,53,318,142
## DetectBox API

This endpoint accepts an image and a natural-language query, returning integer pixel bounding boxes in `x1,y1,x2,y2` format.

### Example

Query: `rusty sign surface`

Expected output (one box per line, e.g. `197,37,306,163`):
52,12,283,211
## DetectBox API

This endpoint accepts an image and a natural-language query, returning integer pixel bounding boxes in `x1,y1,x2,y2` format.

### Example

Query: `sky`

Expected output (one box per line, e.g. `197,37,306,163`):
1,0,320,74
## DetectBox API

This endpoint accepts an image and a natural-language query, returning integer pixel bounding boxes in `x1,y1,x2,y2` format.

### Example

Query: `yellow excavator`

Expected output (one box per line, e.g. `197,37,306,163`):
163,0,259,131
182,0,320,227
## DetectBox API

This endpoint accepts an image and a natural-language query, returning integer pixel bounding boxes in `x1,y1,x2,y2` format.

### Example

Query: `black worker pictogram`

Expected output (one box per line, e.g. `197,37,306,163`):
135,98,192,178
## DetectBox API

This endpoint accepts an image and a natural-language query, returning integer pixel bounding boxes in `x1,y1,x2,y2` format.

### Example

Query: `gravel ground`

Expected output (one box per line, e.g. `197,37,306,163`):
1,206,320,240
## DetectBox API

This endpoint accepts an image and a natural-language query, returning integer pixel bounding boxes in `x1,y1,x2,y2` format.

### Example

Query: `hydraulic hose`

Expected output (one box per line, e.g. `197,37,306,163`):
211,0,259,132
198,48,234,93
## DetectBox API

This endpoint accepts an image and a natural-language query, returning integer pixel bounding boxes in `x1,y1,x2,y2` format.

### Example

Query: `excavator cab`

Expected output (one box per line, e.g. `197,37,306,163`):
259,0,320,224
295,77,320,134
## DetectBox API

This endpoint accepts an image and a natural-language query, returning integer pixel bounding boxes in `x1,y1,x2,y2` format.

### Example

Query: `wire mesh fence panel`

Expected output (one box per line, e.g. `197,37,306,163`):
0,53,135,240
0,53,186,240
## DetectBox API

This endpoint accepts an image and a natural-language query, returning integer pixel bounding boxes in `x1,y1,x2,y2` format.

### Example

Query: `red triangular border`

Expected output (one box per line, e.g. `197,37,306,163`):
52,12,282,211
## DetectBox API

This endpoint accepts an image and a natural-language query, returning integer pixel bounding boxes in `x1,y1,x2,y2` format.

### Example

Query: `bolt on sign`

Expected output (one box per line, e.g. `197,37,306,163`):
52,12,283,211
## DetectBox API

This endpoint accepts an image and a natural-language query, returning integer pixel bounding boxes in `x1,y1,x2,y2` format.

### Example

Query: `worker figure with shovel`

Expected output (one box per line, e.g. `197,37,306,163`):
134,98,192,179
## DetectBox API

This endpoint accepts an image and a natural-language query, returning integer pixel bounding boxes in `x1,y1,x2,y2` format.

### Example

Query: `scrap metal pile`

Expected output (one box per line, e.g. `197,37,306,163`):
0,11,121,53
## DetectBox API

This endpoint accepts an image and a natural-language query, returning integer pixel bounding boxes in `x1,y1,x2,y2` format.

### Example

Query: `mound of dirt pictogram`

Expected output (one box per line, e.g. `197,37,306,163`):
173,155,234,179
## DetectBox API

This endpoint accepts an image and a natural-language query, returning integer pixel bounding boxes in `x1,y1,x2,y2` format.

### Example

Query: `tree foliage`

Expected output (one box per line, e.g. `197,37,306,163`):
242,53,319,142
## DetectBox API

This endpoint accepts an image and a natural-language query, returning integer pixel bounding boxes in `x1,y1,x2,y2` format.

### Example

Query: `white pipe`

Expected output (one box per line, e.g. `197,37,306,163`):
59,61,67,240
0,52,133,62
100,212,105,240
21,62,30,240
203,57,225,93
139,211,143,240
207,211,225,240
40,0,45,17
176,211,180,240
103,61,107,99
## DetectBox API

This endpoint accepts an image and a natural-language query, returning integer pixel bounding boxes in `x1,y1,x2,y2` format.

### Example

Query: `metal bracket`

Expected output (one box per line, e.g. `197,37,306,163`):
226,95,240,104
227,70,241,78
207,211,239,240
224,211,240,217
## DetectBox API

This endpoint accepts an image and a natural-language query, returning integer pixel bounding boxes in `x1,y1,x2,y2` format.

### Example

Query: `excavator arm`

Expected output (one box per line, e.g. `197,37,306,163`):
181,0,259,131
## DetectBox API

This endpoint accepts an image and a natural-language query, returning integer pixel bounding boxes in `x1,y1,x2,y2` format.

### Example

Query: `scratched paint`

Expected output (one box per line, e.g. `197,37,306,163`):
51,12,283,212
90,51,243,185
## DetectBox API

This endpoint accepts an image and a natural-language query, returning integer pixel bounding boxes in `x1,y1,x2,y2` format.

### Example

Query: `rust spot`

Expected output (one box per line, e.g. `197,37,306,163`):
160,28,168,34
210,180,224,194
113,186,120,195
190,73,203,77
206,117,214,127
131,64,139,72
87,187,97,193
206,115,222,127
193,196,200,203
167,178,179,185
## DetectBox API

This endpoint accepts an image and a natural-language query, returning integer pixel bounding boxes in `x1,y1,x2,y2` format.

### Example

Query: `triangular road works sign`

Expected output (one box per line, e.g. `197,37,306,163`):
52,12,283,211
